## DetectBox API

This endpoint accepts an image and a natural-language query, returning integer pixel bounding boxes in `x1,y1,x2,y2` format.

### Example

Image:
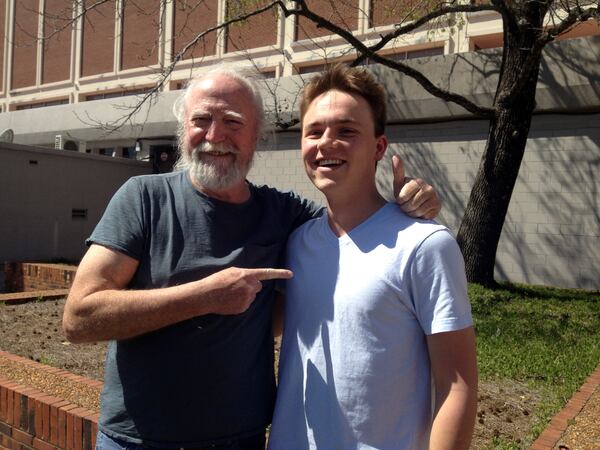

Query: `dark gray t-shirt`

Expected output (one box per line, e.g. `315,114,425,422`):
88,171,320,447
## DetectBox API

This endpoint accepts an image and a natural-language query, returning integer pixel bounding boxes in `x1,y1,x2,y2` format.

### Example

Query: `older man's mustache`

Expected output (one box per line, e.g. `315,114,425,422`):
193,142,240,156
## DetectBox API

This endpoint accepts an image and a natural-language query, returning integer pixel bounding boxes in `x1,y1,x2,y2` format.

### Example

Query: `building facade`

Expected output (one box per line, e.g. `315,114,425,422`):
1,1,599,289
0,0,597,157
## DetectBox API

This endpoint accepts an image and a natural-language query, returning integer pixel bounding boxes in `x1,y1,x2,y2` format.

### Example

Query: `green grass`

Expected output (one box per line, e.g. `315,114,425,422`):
471,282,600,443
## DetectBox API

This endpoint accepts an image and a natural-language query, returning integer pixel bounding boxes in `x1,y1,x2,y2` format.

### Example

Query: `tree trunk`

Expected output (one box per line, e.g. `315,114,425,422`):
457,22,543,287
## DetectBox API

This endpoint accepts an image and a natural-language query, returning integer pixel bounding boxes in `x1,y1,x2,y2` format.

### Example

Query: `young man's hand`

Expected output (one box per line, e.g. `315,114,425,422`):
393,155,441,219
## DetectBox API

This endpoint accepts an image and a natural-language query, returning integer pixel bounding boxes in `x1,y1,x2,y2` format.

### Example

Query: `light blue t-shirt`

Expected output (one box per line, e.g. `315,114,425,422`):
268,203,473,450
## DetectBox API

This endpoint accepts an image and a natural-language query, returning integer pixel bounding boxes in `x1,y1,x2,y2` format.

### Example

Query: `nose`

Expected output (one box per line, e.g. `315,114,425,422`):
204,120,226,143
316,128,335,153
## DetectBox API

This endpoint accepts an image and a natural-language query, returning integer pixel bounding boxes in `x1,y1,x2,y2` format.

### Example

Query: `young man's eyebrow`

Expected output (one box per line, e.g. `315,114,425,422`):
305,117,359,127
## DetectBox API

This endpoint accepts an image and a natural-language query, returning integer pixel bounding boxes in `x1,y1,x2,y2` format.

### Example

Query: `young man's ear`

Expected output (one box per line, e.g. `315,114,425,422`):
375,135,388,161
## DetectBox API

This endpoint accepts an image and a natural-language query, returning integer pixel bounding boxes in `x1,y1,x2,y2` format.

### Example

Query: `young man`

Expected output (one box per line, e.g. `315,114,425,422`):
269,65,478,449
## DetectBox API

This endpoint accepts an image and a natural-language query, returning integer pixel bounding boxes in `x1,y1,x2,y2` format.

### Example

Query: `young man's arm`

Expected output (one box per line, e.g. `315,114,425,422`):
63,244,291,343
427,326,478,450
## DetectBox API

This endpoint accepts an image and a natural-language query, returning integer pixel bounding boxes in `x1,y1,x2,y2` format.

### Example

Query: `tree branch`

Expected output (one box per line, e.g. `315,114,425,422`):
542,5,599,43
174,0,286,66
356,2,501,64
490,0,519,33
289,0,494,118
96,0,290,133
40,0,112,41
367,52,494,118
502,3,598,107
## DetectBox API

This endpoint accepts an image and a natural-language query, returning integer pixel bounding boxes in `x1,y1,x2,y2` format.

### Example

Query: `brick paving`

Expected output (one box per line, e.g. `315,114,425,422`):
530,363,600,450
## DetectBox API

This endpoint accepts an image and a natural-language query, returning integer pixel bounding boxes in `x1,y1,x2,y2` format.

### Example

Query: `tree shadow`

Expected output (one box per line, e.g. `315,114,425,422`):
375,120,487,232
493,113,600,289
374,109,599,291
537,35,600,111
499,282,600,302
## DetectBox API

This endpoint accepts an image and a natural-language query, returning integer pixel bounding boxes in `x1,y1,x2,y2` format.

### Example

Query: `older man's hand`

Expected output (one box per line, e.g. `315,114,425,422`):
205,267,293,315
393,154,441,220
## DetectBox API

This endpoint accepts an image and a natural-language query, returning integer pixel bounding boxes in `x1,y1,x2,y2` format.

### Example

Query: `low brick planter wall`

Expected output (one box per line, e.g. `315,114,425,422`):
3,264,77,293
0,352,101,450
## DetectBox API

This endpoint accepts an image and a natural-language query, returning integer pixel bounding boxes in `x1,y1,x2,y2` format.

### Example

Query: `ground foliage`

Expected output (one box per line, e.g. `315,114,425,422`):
470,282,600,445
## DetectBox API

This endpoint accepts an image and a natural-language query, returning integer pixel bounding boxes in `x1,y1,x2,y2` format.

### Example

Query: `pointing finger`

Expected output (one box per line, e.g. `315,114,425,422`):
252,268,294,281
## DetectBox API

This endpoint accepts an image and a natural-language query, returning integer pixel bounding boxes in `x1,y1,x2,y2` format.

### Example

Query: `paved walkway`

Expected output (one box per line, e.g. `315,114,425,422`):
530,363,600,450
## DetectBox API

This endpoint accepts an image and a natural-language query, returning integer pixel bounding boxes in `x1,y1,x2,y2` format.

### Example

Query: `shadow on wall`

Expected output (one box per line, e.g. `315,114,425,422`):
375,141,470,231
375,117,600,290
537,36,600,111
497,126,600,290
494,37,600,289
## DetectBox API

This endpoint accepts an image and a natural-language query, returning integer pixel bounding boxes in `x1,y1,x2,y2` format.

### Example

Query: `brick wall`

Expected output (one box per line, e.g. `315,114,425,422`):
2,264,76,293
41,0,72,85
172,0,218,59
80,1,115,77
120,0,159,70
0,352,100,450
225,0,278,53
11,0,38,89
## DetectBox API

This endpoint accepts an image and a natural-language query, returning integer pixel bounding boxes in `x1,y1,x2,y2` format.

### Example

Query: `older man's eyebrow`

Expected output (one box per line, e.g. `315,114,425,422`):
189,109,210,118
188,109,246,121
222,110,245,121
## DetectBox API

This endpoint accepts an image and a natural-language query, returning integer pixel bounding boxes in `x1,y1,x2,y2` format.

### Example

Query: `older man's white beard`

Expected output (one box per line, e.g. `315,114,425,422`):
186,142,253,191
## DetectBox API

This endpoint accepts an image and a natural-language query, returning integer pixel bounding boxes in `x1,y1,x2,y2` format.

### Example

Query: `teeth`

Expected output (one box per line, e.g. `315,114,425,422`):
318,159,343,167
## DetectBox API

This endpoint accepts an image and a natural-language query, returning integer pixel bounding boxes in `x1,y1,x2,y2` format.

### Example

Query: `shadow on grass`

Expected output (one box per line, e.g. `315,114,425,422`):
490,282,600,302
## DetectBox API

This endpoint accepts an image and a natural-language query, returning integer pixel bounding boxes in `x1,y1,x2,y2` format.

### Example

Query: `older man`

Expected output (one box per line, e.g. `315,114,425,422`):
63,66,440,450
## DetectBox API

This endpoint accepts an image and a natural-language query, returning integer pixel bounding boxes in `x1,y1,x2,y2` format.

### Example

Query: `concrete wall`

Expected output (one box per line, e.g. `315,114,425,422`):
0,144,151,263
249,112,600,290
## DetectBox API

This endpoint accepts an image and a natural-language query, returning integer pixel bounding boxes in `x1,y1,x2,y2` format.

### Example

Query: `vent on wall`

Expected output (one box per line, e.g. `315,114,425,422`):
72,208,87,219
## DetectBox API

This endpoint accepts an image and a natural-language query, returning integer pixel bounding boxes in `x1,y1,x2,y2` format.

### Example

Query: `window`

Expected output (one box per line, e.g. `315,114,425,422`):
86,88,152,101
15,98,68,110
295,47,444,74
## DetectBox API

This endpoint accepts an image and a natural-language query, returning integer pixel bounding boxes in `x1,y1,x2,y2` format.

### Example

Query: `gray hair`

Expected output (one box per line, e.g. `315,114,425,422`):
172,65,266,163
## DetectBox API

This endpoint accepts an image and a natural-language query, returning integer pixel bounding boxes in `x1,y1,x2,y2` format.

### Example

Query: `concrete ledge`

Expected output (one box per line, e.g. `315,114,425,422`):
0,290,70,305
